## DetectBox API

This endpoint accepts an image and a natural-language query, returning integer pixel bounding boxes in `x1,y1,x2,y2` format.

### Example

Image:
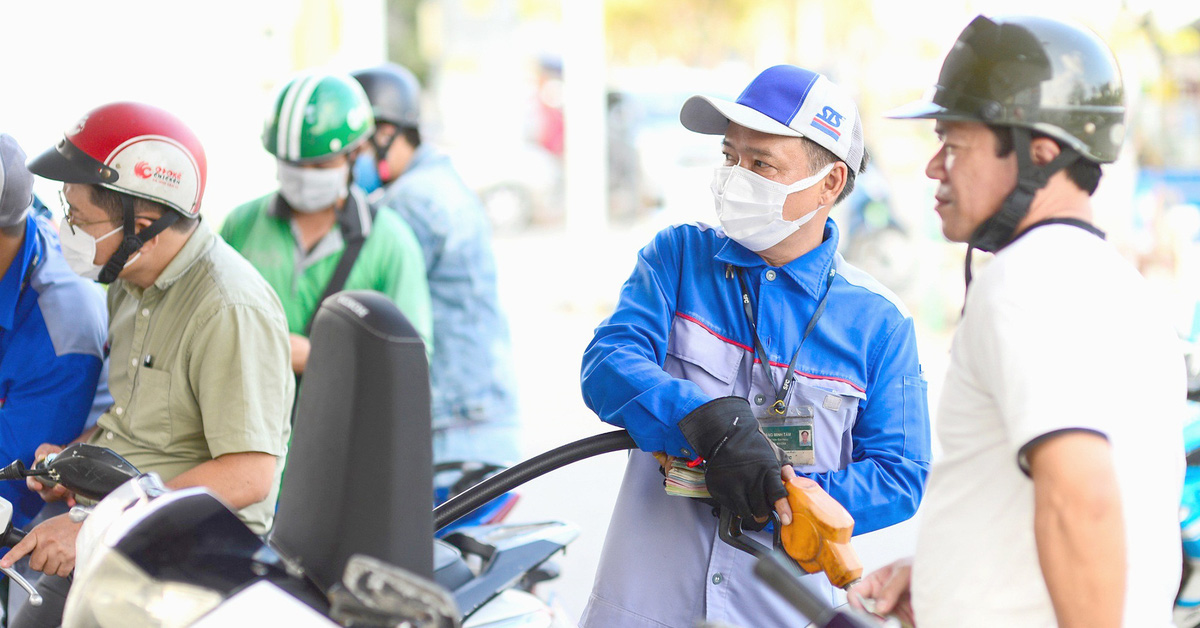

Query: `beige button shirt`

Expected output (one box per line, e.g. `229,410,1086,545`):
91,220,293,534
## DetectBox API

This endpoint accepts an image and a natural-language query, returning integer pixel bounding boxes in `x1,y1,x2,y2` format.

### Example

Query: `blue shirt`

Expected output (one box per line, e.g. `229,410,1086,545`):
0,216,107,526
375,145,520,464
579,220,931,627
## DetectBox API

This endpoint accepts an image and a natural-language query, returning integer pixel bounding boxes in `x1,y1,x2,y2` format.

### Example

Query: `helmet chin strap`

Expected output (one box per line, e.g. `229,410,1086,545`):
963,127,1081,290
371,132,398,183
97,195,180,285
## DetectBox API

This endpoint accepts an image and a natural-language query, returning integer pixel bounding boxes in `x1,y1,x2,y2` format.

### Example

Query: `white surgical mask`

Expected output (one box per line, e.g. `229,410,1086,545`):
58,217,141,281
711,162,835,252
277,160,350,213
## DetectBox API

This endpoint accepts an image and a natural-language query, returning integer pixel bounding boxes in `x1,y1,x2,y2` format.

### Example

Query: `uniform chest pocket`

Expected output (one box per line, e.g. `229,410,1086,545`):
127,367,173,449
779,377,864,473
664,317,743,398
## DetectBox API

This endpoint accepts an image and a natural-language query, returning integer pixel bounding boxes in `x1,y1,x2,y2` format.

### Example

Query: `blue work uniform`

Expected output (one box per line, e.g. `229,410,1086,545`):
0,216,107,527
579,220,931,627
375,145,520,465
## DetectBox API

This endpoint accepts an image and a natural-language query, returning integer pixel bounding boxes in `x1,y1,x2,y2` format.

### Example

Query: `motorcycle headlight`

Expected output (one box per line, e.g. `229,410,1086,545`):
62,547,223,628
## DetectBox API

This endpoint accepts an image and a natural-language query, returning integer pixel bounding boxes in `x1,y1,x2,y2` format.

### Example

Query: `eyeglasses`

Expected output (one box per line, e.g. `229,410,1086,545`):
59,189,117,235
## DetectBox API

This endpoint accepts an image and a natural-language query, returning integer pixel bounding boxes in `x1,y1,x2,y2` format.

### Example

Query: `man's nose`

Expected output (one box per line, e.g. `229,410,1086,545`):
925,146,947,180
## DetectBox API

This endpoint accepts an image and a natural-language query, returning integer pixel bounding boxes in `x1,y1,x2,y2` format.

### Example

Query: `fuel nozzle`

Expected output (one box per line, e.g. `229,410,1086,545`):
779,476,863,589
716,476,864,591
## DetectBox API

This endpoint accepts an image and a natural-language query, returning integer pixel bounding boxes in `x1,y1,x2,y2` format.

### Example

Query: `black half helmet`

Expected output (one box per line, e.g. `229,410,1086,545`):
888,14,1125,163
351,63,422,129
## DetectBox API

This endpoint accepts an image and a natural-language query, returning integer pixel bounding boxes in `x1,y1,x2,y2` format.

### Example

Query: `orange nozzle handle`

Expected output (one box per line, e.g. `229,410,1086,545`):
778,476,863,589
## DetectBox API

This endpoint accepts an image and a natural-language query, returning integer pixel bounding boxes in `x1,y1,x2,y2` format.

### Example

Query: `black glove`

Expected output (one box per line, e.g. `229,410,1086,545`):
678,396,787,524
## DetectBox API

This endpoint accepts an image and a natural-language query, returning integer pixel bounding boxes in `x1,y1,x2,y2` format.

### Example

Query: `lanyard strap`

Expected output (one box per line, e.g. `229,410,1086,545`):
735,266,834,415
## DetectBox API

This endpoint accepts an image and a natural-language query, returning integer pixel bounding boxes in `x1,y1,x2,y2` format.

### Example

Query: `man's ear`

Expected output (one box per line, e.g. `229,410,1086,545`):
1030,136,1062,167
820,162,848,206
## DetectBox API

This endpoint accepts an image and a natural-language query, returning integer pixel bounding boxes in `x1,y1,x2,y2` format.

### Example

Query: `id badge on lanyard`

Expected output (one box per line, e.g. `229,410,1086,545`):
736,265,832,468
761,406,815,466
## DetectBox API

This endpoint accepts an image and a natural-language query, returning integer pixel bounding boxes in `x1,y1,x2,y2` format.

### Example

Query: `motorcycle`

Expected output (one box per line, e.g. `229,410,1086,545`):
1,291,582,628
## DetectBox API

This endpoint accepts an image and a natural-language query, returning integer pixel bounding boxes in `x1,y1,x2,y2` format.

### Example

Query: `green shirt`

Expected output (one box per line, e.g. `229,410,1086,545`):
90,221,294,534
219,189,433,352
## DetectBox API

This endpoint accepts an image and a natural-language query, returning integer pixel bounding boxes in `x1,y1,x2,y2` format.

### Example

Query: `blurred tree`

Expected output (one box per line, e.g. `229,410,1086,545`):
606,0,757,66
293,0,343,69
605,0,878,69
387,0,431,82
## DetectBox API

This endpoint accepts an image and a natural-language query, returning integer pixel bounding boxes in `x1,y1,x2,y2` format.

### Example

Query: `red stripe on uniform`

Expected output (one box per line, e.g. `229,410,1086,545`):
674,313,865,393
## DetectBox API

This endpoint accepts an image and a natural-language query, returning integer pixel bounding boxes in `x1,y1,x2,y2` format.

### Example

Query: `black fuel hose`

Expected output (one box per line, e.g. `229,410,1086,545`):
434,429,636,531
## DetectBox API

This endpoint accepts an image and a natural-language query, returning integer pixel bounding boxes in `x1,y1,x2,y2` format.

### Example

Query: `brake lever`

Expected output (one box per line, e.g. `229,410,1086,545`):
1,565,42,607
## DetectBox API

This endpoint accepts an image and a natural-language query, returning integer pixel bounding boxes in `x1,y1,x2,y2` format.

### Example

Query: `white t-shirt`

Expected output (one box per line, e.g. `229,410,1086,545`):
913,223,1185,627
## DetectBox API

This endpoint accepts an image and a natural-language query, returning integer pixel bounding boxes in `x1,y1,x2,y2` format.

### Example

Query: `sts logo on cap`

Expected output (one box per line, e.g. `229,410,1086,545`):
811,106,844,140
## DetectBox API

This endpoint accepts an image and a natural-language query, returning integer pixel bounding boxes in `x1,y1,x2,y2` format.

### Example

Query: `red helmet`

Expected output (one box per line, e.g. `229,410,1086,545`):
27,102,207,218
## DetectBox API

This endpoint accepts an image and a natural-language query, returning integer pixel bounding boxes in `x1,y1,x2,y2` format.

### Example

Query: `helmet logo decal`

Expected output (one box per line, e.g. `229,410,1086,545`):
811,106,844,140
130,159,182,188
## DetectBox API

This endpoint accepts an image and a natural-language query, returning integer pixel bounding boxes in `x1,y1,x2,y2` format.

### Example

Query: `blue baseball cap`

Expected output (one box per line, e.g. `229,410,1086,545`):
680,65,865,172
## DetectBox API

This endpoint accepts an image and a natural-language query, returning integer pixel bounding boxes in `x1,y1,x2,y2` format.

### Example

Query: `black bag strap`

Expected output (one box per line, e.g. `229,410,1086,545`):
304,188,377,336
305,237,365,335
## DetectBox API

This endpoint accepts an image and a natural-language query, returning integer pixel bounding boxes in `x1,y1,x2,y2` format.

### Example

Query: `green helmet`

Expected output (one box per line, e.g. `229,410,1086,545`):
263,73,375,163
888,14,1125,163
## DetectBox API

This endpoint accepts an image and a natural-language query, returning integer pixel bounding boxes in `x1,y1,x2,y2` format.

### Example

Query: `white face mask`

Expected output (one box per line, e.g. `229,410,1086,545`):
58,217,141,281
710,162,835,252
277,160,350,213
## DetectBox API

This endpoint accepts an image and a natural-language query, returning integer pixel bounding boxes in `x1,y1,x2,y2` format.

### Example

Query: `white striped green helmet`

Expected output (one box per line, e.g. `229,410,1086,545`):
263,73,375,163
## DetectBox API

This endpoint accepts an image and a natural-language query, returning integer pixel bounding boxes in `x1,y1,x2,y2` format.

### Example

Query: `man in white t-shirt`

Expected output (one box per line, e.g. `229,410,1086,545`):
849,15,1185,628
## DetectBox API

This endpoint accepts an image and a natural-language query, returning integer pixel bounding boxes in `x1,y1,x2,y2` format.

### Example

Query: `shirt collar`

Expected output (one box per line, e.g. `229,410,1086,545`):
715,218,841,298
403,144,436,175
150,219,216,292
0,216,39,330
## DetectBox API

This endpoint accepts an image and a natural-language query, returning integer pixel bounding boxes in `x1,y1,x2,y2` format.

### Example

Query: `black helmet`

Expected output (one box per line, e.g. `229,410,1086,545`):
889,15,1124,163
889,15,1126,284
351,63,421,129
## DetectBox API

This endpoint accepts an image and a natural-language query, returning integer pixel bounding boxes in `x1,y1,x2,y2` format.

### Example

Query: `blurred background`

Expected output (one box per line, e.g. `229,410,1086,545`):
6,0,1200,621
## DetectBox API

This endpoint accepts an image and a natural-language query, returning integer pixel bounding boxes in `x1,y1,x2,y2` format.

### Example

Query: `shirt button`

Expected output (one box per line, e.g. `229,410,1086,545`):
141,308,150,317
765,270,777,281
681,448,692,457
754,394,766,405
106,432,114,440
130,358,138,367
712,573,724,585
114,407,124,416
